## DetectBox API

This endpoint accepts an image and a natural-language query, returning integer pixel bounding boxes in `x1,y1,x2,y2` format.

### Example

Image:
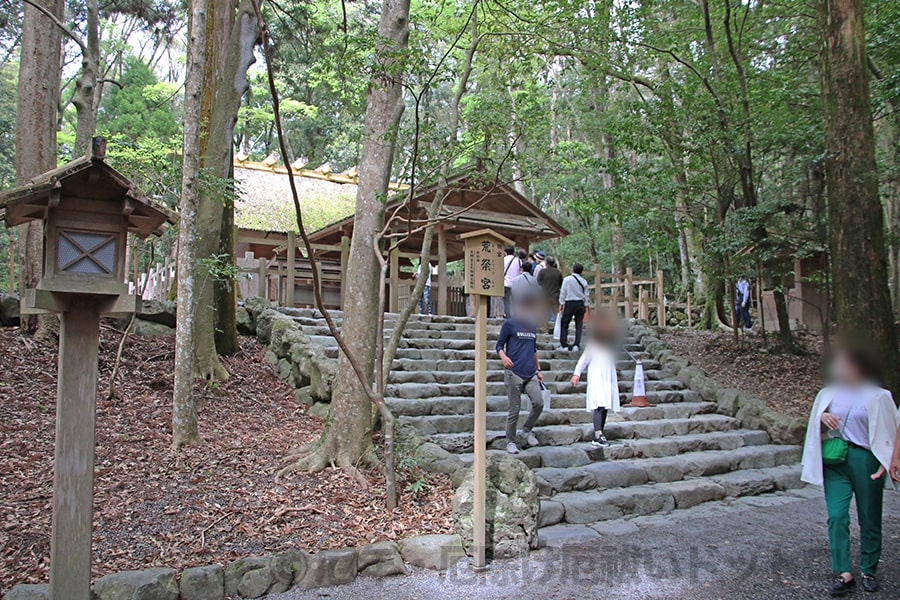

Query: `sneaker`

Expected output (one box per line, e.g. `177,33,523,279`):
573,345,581,352
829,576,856,596
591,433,610,447
523,431,539,447
861,574,879,593
506,442,520,455
555,346,567,352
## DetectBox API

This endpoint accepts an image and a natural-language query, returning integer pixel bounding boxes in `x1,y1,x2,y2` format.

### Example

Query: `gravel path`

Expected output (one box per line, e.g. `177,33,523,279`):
273,487,900,600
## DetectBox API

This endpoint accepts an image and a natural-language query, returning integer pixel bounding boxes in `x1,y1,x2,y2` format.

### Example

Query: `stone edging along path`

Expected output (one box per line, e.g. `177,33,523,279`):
3,302,806,600
3,534,467,600
629,323,806,446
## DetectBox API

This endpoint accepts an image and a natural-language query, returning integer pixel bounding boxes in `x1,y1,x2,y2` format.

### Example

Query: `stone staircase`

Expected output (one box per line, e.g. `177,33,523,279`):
278,308,804,545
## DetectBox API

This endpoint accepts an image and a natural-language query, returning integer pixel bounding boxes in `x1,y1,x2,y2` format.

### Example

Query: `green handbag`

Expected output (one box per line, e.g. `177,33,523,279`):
822,409,851,465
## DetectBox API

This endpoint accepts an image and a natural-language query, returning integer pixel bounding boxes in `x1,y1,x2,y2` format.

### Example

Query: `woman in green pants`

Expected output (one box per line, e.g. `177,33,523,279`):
801,348,900,596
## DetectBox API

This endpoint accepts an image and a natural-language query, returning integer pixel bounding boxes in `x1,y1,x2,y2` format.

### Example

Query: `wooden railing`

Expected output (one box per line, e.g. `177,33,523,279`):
589,266,667,325
129,256,175,302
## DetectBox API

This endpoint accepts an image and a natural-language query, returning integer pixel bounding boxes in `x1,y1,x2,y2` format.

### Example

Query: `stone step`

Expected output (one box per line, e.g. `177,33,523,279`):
388,359,671,382
427,414,740,453
530,434,786,495
460,429,775,472
386,384,702,414
541,460,802,526
306,335,647,358
384,376,683,400
456,433,792,471
536,463,805,538
388,395,715,418
386,368,683,389
285,311,640,341
398,402,718,432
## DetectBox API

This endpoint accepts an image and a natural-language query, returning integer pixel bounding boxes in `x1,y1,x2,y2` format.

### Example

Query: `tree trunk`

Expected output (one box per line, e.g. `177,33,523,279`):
72,0,100,156
820,0,899,393
15,0,63,341
772,285,794,352
193,0,258,378
291,0,411,471
173,0,209,449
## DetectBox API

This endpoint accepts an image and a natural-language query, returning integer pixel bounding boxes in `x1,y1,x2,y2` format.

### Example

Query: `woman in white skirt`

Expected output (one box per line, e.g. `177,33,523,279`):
570,315,620,447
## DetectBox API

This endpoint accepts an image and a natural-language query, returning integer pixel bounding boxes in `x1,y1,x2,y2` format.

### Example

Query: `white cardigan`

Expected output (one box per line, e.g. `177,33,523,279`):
573,343,620,412
800,385,900,489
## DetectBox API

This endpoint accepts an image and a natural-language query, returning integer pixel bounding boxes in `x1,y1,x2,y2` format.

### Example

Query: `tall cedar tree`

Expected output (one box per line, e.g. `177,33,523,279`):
820,0,899,393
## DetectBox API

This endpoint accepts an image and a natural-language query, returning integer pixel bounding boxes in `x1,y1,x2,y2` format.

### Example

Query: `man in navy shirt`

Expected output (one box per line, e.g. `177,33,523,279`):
496,315,545,454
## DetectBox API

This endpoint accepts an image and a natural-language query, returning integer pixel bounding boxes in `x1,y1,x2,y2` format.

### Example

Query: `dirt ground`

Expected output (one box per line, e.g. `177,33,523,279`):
0,327,452,592
661,329,825,419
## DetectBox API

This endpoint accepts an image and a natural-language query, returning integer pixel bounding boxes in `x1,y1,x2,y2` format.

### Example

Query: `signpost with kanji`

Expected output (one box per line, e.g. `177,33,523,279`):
459,228,513,570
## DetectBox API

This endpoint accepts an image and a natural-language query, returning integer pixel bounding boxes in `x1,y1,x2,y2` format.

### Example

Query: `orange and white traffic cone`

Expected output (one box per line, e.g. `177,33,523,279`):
625,361,654,407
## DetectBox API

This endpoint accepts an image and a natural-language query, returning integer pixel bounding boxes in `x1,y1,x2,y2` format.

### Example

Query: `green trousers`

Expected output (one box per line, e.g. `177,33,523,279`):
823,446,884,574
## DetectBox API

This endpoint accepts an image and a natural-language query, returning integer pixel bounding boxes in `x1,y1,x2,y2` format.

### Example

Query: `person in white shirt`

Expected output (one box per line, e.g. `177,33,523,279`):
558,263,591,351
570,312,620,447
502,247,521,318
800,347,900,595
414,261,433,315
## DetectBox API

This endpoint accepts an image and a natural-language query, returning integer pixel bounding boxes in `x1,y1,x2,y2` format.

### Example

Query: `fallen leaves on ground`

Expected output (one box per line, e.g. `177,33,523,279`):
661,329,825,419
0,327,452,591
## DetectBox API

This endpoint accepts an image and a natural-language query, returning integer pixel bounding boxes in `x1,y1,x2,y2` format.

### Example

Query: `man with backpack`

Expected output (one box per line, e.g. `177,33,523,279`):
558,263,591,351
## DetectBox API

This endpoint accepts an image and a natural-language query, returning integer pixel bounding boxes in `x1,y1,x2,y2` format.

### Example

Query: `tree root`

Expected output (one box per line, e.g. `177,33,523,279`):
277,443,331,479
194,354,229,382
277,444,374,490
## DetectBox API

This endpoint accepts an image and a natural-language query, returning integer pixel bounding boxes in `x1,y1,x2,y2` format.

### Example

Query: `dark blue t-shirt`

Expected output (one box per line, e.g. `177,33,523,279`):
496,319,538,379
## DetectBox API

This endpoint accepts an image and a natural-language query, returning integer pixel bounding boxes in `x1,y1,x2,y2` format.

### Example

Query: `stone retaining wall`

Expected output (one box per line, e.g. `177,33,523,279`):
2,534,467,600
629,322,806,445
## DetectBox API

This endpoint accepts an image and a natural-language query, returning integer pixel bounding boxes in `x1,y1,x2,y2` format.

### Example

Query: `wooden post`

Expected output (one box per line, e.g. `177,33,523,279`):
389,246,399,313
286,231,296,308
9,232,15,294
656,269,665,326
458,228,512,571
257,258,267,298
48,299,101,600
639,287,649,321
473,294,488,569
276,261,284,306
437,225,448,315
625,267,634,318
340,235,350,275
687,292,693,328
340,235,351,308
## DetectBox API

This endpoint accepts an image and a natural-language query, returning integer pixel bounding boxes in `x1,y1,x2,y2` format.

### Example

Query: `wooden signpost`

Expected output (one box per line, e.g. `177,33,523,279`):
0,138,172,600
459,228,513,570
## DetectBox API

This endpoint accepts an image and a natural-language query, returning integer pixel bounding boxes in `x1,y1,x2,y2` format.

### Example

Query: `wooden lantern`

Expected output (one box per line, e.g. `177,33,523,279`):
0,137,173,600
0,137,174,313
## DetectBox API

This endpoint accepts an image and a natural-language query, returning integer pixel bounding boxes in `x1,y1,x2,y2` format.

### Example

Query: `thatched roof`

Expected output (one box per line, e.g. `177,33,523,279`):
234,163,358,233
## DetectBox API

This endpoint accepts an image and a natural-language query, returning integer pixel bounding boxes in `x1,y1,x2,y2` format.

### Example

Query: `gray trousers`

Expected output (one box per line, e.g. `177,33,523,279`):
504,370,544,442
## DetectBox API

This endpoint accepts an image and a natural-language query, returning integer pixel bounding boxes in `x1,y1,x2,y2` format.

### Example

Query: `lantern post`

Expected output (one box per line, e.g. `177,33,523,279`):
0,138,173,600
459,228,514,570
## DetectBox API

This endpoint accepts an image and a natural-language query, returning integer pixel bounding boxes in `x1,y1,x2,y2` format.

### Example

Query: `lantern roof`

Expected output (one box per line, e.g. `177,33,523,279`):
0,139,175,238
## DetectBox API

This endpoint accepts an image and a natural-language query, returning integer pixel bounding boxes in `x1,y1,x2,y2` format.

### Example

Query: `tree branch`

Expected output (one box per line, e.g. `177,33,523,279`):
19,0,86,52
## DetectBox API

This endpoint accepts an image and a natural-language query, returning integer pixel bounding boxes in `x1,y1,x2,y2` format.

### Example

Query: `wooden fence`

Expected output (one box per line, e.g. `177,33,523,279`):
129,256,175,302
127,243,672,325
589,266,667,324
